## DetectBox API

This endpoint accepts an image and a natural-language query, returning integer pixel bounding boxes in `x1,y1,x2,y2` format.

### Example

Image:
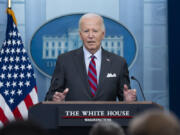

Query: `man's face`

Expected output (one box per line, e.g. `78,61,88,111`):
79,16,105,54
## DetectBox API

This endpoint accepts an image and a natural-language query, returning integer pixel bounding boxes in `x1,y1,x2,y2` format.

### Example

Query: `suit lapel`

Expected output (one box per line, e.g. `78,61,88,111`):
95,49,111,97
72,48,92,97
72,48,112,99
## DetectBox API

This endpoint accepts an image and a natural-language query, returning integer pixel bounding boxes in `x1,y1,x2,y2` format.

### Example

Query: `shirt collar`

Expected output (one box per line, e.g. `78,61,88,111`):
83,46,102,59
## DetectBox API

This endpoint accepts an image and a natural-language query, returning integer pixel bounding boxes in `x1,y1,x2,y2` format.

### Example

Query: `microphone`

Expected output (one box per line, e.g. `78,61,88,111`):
131,76,146,101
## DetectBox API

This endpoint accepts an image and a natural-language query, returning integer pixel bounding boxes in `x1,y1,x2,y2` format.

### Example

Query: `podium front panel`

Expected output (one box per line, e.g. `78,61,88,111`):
28,101,162,129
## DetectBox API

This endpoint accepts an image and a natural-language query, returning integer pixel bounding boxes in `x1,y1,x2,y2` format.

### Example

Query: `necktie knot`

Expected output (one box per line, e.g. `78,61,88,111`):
90,55,96,60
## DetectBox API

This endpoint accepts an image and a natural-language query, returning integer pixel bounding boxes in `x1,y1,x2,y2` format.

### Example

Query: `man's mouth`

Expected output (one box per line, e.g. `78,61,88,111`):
87,41,95,44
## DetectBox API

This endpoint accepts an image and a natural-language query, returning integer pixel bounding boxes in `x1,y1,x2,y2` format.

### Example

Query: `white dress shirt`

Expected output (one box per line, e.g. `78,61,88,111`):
83,46,102,83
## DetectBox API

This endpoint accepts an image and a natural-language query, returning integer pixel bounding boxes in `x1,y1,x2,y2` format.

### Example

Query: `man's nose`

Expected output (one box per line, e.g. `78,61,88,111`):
88,31,94,38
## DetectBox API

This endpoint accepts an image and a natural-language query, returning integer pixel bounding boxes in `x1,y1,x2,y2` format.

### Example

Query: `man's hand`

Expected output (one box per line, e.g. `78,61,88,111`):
123,84,136,102
52,88,69,102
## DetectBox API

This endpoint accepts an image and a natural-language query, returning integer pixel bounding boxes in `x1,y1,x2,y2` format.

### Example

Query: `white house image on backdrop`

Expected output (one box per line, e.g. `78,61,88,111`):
42,29,124,59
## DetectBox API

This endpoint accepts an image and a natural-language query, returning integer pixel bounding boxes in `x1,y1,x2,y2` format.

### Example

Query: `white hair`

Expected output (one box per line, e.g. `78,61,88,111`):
78,13,105,31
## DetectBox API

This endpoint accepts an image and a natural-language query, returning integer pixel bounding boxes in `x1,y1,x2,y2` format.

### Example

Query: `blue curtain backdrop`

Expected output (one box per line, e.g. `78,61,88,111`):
0,0,169,111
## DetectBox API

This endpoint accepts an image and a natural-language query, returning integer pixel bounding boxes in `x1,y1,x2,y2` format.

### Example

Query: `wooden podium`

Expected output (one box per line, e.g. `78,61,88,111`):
28,101,162,135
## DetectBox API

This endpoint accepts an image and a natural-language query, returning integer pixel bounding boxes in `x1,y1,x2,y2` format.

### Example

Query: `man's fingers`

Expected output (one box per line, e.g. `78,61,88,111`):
54,92,60,96
123,84,128,91
133,89,136,95
53,93,61,101
63,88,69,95
53,92,64,100
131,89,136,95
53,96,59,101
52,88,69,102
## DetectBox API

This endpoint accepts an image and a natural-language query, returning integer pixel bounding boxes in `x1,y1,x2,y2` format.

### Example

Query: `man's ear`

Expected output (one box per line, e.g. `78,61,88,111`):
102,30,105,39
79,31,83,40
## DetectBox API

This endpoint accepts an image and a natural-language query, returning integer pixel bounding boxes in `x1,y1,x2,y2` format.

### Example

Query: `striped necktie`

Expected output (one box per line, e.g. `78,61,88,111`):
88,55,98,97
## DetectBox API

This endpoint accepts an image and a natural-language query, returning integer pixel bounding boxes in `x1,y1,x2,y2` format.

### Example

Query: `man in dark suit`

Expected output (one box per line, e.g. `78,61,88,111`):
45,13,136,102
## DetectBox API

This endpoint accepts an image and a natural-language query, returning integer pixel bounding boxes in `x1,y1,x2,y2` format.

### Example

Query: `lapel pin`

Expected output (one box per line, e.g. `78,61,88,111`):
106,58,110,62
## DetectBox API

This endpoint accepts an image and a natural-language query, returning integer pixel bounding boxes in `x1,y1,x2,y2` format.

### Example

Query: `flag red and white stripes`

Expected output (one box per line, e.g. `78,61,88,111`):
0,8,38,126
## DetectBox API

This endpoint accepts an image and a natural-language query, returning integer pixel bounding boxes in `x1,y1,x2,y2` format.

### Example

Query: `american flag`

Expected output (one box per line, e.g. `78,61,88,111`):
0,9,38,126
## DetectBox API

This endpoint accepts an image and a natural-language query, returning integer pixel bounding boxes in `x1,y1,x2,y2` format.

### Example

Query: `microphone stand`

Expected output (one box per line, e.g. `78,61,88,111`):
131,76,146,101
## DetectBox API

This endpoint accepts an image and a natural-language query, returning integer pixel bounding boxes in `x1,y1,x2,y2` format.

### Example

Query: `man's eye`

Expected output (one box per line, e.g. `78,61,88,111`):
84,30,89,32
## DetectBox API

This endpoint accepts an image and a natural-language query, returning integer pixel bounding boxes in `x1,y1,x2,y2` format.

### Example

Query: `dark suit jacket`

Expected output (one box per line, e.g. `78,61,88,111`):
45,47,130,101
